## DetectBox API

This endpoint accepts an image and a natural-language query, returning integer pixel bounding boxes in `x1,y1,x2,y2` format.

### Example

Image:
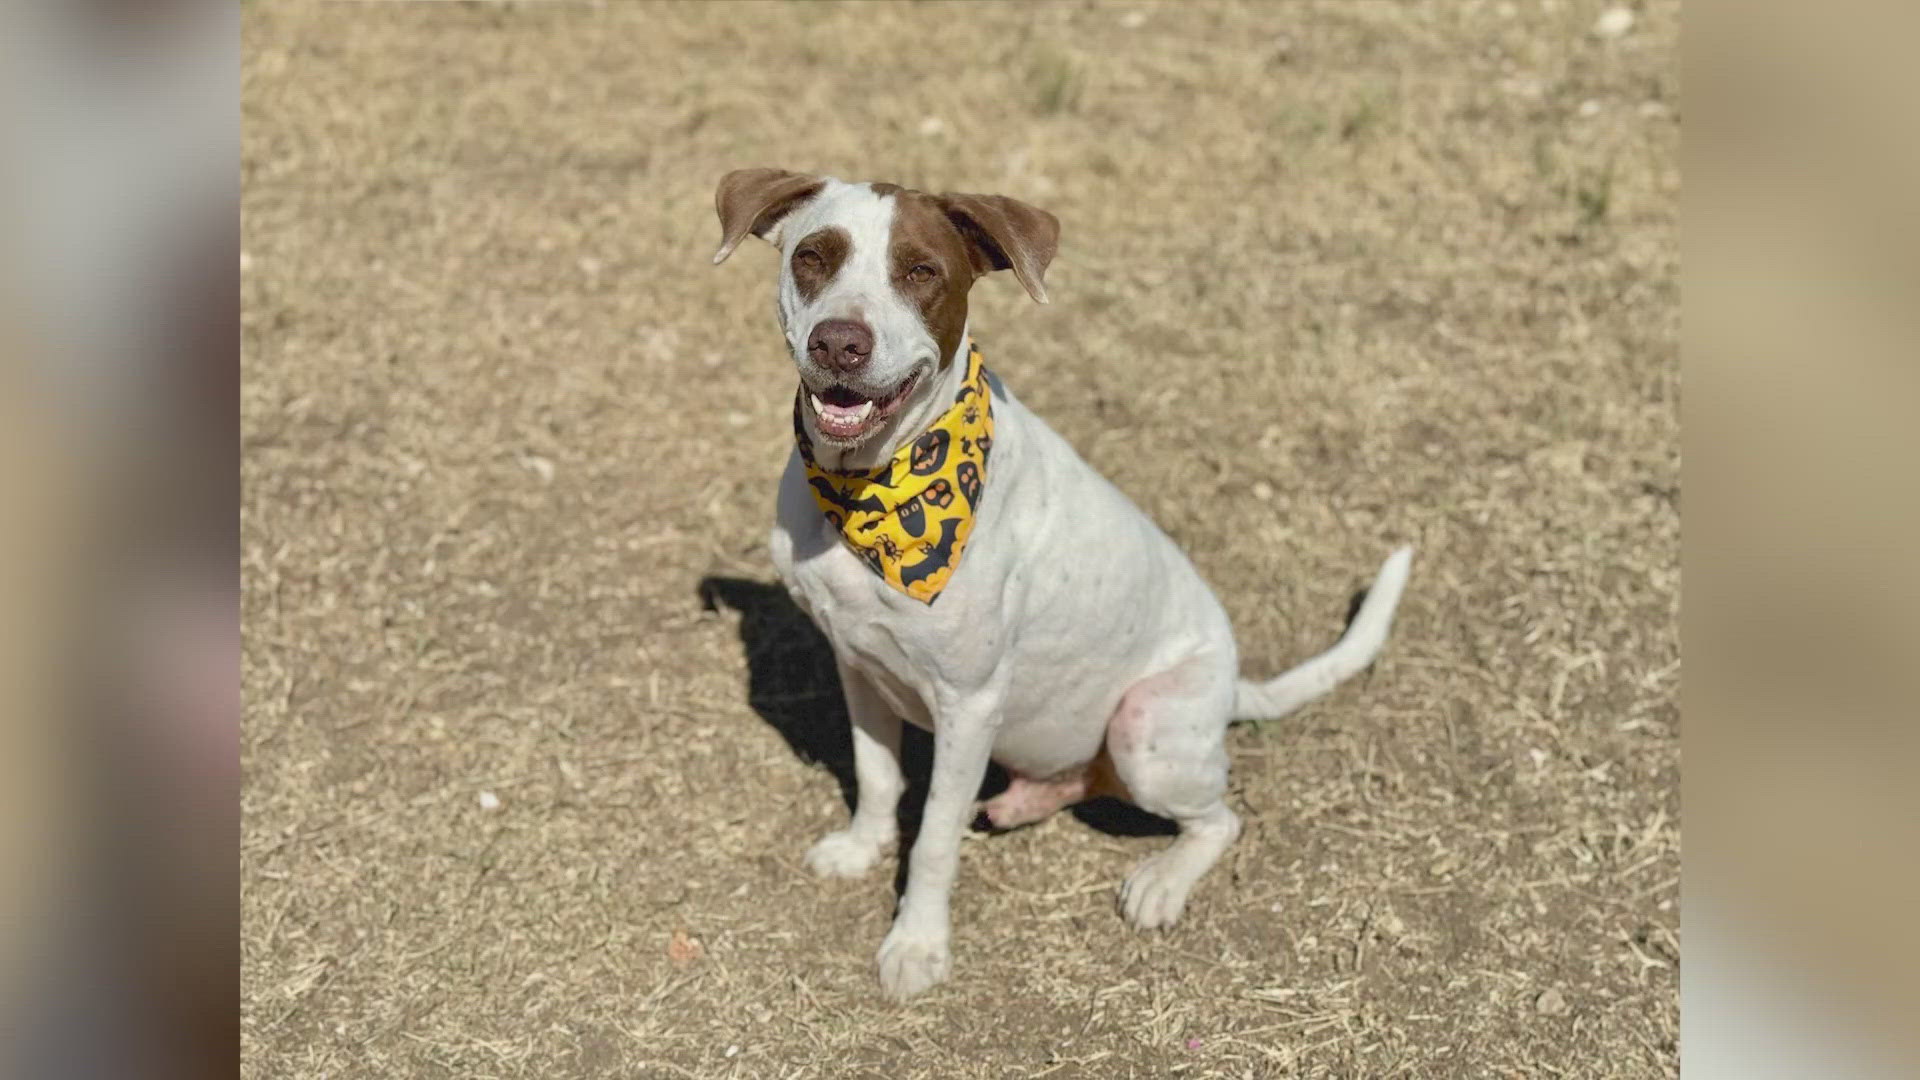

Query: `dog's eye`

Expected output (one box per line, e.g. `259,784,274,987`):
794,249,823,270
906,264,937,284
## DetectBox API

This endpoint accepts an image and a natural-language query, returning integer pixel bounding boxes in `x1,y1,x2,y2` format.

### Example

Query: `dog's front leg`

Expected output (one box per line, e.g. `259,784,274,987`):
877,682,1003,999
804,659,903,878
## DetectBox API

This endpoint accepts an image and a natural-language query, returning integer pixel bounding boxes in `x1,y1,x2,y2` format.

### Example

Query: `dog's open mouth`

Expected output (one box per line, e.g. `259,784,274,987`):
806,372,920,441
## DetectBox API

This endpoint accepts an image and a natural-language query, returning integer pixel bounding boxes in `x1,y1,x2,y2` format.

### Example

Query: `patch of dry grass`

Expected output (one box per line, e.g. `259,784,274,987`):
243,2,1678,1076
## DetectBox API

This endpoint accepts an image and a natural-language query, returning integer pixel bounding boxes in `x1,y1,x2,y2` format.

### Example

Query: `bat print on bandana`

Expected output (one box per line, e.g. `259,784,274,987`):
809,476,889,517
896,517,964,594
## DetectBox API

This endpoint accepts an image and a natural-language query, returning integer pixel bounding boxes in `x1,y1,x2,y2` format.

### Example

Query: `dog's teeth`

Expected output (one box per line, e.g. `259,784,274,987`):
810,393,874,426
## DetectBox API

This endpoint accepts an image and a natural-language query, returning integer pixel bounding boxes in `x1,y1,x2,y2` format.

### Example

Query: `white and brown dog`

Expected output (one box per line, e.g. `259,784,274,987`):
712,169,1411,999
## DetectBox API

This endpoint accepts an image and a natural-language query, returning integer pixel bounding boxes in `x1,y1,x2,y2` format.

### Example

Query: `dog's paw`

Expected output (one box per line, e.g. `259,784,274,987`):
803,829,888,879
1119,851,1195,930
876,923,951,999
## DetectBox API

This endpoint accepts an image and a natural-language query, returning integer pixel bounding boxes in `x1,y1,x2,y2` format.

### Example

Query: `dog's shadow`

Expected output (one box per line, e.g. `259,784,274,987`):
697,576,870,812
697,575,1176,886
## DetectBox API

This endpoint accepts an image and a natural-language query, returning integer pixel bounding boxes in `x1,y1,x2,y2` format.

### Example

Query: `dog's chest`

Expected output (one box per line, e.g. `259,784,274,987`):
773,522,935,719
770,474,1007,723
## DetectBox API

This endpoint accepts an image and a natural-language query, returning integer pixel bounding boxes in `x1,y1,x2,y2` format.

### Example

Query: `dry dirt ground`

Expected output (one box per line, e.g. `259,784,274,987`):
241,2,1679,1076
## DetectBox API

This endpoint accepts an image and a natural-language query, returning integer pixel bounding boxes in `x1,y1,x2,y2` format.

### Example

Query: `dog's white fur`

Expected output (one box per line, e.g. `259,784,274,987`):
724,177,1411,999
770,179,962,470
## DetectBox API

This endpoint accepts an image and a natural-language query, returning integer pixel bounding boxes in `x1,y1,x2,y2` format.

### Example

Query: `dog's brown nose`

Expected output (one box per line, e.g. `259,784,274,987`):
807,319,874,373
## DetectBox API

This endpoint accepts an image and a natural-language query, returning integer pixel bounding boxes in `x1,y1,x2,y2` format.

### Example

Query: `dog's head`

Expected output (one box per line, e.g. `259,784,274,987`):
712,170,1057,456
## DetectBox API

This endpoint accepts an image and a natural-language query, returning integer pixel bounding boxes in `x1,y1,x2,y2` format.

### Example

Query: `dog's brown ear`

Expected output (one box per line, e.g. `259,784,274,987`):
938,193,1060,304
712,169,826,265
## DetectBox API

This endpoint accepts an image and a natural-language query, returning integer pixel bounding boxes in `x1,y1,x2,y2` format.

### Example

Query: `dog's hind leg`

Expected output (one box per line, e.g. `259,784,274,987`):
979,771,1088,830
1104,655,1243,930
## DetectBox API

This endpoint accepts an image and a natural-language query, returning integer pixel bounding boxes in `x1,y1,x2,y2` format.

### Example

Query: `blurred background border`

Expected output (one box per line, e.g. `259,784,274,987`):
1,0,1918,1075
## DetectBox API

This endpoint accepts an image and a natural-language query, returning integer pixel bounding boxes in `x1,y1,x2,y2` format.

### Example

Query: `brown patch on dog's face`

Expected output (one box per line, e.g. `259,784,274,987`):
790,226,851,303
887,191,979,369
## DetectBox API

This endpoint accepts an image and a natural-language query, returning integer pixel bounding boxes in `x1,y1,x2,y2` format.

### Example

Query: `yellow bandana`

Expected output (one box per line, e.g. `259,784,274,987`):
794,342,994,605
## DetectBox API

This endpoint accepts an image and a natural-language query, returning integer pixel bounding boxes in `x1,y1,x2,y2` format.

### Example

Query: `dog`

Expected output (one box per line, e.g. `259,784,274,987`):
712,169,1412,999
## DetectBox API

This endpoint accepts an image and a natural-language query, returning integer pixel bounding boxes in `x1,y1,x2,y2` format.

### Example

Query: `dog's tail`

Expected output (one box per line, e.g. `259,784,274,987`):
1232,546,1413,723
